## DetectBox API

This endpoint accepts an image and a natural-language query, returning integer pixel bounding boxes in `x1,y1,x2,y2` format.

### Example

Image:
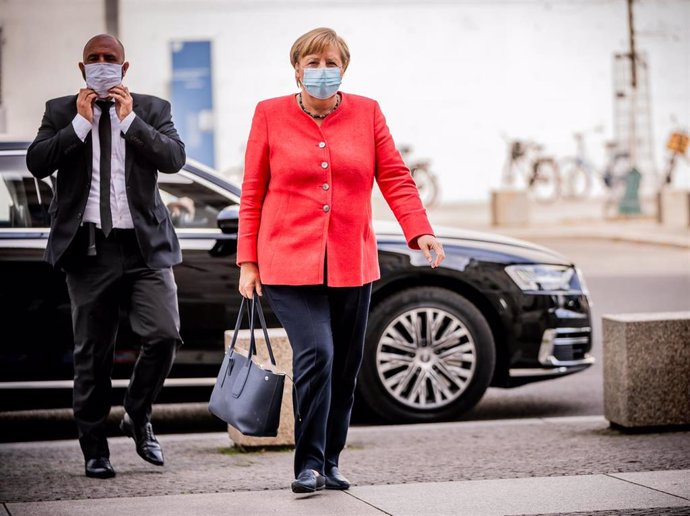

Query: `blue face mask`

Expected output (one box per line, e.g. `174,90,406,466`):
302,67,342,99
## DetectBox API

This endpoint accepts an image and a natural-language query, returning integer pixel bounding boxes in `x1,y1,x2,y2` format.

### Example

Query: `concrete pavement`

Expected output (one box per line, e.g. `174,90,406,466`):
2,416,689,515
4,471,690,516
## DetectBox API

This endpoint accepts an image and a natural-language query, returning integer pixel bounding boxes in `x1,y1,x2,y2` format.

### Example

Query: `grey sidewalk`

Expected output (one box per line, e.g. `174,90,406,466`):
5,470,690,516
2,416,689,515
373,196,690,249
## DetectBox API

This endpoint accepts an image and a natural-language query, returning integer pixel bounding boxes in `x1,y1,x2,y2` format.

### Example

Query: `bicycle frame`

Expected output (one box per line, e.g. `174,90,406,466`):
502,139,560,202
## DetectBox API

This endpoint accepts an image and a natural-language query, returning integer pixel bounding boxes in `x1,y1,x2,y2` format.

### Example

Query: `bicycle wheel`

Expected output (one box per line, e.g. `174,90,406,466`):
528,158,560,203
560,159,592,199
412,167,441,208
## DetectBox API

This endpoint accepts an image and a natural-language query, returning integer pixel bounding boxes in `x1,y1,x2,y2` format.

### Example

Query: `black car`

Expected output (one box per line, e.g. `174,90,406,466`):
0,140,593,423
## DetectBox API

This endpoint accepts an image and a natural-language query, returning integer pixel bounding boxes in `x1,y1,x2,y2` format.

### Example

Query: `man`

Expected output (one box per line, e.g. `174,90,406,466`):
27,34,186,479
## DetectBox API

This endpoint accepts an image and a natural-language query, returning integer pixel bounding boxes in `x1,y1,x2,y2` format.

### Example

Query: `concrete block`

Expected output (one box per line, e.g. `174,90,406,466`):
223,328,295,448
603,312,690,429
490,189,530,227
658,188,690,227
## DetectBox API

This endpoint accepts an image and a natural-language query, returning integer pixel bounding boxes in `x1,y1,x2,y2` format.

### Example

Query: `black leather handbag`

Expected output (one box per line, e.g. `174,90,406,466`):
208,295,285,437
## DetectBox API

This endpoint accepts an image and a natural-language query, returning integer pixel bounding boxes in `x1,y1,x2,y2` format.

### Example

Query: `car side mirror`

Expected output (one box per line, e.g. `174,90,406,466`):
217,205,240,234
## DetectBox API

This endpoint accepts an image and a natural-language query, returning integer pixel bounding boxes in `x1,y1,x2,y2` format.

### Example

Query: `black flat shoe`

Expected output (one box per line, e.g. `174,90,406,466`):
85,457,116,479
120,413,164,466
325,466,350,490
291,469,326,493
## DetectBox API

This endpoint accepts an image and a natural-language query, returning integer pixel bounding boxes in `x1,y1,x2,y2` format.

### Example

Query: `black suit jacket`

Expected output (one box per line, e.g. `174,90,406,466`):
26,93,185,269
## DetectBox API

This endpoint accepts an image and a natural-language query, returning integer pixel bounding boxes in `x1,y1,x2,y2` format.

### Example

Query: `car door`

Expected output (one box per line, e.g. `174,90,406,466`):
0,153,265,409
0,151,74,392
157,169,245,378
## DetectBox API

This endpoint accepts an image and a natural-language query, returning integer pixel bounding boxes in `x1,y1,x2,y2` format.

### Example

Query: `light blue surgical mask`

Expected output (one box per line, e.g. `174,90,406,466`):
302,67,342,100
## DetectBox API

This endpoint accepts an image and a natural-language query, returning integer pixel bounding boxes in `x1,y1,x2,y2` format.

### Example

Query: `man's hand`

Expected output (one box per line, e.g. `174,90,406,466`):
239,262,263,298
76,88,98,123
417,234,445,269
109,85,133,121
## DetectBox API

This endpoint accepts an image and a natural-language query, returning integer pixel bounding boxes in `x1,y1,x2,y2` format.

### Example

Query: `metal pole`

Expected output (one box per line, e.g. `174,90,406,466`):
627,0,637,167
618,0,642,215
105,0,119,37
628,0,637,88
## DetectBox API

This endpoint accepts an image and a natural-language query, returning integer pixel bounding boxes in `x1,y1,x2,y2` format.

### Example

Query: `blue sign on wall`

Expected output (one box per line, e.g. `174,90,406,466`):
170,40,215,168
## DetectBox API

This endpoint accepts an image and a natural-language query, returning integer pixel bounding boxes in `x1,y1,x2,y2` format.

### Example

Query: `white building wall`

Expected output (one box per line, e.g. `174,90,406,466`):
0,0,105,137
3,0,689,200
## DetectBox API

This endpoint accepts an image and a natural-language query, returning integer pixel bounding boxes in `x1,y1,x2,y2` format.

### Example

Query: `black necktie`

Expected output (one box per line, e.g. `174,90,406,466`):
97,100,114,237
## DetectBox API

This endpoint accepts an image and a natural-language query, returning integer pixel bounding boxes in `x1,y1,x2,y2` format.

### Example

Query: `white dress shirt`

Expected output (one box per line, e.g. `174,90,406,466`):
72,104,137,229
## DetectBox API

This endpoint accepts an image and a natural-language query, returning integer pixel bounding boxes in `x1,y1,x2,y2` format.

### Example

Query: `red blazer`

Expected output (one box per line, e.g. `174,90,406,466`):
237,92,434,287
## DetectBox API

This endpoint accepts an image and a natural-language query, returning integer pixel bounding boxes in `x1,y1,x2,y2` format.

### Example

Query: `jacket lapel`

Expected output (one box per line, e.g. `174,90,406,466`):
124,94,139,182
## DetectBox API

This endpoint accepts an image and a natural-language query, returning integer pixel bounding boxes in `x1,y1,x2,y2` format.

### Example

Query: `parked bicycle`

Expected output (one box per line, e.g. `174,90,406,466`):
559,131,631,202
661,129,689,187
399,145,440,208
501,138,560,203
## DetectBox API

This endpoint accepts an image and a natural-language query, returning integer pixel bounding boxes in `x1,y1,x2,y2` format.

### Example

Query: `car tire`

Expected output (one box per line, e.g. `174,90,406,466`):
359,287,495,423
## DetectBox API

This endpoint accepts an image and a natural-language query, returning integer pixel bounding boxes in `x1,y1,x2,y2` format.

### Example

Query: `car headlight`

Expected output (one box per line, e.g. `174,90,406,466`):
505,264,584,292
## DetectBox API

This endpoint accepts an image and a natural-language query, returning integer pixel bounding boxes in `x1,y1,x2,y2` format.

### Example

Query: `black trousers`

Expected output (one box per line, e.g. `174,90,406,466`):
64,228,182,460
263,282,372,477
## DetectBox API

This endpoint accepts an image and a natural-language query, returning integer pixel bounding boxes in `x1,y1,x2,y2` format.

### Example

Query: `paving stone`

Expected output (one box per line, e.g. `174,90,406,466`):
516,508,690,516
1,417,689,504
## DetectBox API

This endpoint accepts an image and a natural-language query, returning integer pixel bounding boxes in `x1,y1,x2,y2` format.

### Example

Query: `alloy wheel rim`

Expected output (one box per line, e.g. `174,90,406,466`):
376,307,477,410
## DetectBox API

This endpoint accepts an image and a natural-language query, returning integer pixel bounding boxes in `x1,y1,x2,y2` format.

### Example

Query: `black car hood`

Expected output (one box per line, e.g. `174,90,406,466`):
373,221,572,266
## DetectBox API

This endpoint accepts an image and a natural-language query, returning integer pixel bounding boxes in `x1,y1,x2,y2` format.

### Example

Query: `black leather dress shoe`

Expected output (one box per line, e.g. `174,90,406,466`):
85,457,116,479
291,470,326,493
325,466,350,490
120,413,164,466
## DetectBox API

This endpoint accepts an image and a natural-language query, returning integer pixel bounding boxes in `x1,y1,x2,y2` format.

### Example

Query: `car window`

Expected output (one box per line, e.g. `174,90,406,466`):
0,154,232,230
157,173,234,229
0,156,52,228
0,173,15,227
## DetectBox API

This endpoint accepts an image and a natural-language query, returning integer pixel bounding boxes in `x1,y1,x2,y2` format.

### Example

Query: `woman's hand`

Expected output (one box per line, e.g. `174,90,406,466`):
417,235,445,268
239,262,263,298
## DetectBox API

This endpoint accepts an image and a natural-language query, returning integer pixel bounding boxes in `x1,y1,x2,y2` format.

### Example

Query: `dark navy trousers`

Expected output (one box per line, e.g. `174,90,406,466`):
263,282,372,477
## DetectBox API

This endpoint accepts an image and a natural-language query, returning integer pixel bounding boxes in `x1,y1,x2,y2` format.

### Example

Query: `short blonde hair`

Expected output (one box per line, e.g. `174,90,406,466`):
290,27,350,72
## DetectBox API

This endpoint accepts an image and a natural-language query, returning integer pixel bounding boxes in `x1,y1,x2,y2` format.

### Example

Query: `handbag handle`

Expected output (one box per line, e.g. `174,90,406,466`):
254,295,278,365
227,296,247,354
227,294,278,367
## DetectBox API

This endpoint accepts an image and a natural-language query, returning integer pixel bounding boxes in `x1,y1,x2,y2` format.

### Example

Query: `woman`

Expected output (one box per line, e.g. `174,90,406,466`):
237,27,444,494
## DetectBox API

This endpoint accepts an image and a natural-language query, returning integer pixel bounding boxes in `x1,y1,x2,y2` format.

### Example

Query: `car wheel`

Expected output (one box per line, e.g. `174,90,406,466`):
359,287,495,423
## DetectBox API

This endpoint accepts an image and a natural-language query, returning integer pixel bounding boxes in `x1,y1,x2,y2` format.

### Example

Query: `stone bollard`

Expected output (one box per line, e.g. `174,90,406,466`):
603,312,690,429
223,328,295,448
490,189,530,227
657,188,690,228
